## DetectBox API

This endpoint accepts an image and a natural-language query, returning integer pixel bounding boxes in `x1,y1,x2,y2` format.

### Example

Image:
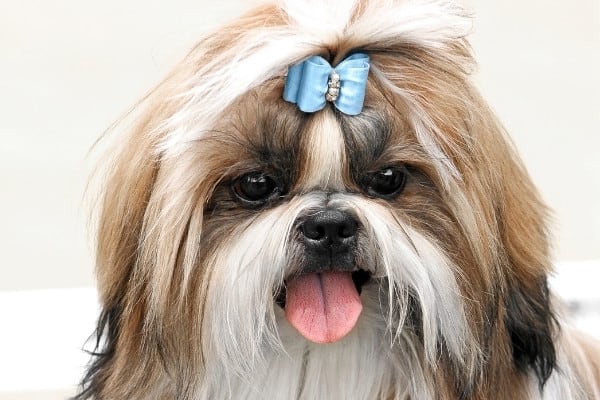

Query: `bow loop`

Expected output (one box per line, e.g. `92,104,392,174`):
283,53,370,116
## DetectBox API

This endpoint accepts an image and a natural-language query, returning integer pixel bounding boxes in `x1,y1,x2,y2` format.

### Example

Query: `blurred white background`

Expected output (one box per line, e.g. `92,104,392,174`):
0,0,598,399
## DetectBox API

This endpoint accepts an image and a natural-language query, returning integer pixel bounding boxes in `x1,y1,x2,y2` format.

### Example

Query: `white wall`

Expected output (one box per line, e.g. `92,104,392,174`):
1,0,598,291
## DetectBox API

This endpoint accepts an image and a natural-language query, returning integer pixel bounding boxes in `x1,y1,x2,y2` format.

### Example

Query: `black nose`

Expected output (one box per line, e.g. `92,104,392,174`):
301,209,358,247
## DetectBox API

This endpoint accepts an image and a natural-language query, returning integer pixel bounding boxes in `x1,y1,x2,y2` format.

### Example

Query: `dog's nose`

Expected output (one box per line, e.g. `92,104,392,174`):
300,210,358,247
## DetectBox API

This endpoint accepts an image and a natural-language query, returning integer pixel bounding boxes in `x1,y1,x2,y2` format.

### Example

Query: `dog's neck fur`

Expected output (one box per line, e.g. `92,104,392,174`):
199,296,422,400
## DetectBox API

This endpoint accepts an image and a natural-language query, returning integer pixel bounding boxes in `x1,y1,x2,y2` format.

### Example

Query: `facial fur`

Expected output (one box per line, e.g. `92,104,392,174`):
77,1,600,399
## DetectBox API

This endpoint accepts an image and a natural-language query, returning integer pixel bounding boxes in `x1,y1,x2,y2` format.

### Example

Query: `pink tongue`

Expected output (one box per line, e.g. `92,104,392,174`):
284,271,362,344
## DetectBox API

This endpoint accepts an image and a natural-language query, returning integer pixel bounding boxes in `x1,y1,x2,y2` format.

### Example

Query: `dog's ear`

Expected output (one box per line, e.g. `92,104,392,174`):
75,112,161,399
478,105,557,386
505,276,556,386
459,98,557,387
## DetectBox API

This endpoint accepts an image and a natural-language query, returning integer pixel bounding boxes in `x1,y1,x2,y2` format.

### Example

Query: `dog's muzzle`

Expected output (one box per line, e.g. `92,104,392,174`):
276,209,372,344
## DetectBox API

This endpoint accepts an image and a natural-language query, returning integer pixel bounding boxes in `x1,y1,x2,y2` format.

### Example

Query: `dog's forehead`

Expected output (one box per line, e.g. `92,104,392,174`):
217,84,420,189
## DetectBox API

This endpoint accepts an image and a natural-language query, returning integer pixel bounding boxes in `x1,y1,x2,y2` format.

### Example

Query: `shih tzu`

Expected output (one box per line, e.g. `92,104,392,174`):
77,1,600,399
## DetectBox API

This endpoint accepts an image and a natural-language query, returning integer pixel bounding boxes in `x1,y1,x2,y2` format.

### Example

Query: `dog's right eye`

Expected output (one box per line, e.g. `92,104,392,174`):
232,172,281,206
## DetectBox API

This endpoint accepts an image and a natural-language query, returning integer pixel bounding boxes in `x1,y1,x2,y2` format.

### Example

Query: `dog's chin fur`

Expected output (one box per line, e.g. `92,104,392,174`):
77,1,600,399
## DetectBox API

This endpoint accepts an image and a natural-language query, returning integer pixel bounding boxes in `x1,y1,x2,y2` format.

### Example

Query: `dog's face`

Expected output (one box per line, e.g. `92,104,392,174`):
197,85,472,355
81,2,560,399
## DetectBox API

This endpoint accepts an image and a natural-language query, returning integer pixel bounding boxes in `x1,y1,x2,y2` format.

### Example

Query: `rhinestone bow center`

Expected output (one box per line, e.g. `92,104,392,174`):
325,71,341,102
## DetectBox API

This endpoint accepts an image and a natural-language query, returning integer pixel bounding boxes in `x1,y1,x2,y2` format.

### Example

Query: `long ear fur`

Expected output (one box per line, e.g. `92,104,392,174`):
75,158,157,398
75,95,165,399
474,98,558,388
484,102,557,386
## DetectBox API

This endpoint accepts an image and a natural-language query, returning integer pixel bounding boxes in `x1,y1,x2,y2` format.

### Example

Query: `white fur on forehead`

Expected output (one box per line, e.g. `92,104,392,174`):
159,0,472,155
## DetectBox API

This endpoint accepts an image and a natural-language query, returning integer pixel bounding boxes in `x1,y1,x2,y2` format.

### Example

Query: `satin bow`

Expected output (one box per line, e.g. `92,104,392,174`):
283,53,370,116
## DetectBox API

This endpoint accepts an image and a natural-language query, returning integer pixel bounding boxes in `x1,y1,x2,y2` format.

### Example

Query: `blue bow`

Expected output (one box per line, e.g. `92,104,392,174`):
283,53,370,116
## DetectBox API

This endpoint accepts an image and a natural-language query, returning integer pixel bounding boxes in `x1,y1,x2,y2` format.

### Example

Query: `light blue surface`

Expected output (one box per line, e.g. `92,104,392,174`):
283,53,370,115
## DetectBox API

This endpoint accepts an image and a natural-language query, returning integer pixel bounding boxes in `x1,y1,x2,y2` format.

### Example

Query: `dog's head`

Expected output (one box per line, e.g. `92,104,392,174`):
80,1,557,398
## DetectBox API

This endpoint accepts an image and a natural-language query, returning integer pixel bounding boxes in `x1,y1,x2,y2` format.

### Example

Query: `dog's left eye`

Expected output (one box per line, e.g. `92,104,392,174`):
362,166,408,198
232,172,282,206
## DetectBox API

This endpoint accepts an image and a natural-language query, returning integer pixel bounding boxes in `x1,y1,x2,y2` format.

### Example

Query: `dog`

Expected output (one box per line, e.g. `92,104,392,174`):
76,1,600,399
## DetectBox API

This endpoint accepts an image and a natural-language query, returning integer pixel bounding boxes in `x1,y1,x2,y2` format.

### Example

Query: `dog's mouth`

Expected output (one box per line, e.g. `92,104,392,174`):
275,269,371,307
275,269,372,344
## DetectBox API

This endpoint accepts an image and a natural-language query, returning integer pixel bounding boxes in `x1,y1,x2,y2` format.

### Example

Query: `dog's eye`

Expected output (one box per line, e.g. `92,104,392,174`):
362,166,407,198
232,172,281,206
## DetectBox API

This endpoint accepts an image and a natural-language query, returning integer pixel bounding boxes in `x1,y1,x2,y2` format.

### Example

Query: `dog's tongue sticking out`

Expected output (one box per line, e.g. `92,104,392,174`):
285,271,362,344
